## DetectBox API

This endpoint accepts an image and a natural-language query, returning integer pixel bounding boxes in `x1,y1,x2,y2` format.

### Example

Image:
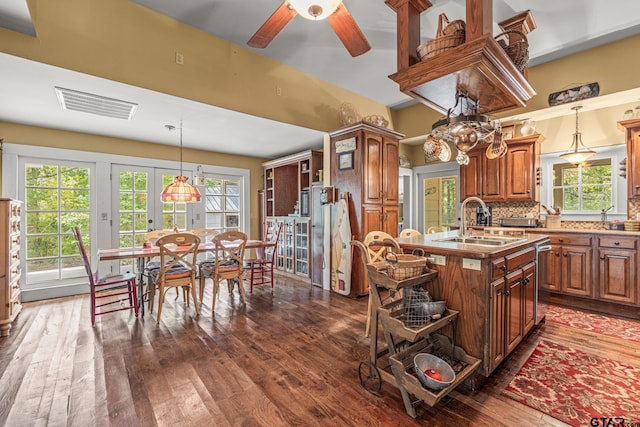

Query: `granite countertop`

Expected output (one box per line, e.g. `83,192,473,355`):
397,230,549,260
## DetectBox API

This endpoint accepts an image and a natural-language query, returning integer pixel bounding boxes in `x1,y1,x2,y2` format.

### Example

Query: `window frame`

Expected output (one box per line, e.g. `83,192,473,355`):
540,144,627,221
2,143,250,301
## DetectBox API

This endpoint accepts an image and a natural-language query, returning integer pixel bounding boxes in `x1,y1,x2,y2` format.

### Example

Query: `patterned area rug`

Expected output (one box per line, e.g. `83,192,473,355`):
502,340,640,427
542,303,640,344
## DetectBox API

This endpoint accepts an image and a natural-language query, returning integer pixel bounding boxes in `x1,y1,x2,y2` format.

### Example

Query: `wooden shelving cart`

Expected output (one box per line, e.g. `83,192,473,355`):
358,263,481,418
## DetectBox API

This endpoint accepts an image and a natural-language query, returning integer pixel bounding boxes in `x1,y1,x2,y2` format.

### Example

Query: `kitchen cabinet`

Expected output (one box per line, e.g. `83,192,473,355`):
617,118,640,198
0,199,23,337
329,122,404,297
460,134,543,202
597,236,637,305
460,148,505,201
489,247,535,373
546,234,593,297
263,150,322,217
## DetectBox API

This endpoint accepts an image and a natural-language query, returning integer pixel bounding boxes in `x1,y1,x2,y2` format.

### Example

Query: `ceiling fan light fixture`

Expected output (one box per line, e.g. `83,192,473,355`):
161,122,201,203
288,0,342,20
559,106,596,165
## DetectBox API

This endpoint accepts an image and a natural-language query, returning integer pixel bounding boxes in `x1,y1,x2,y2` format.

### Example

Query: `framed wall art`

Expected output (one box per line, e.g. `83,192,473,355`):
338,152,354,170
501,125,515,140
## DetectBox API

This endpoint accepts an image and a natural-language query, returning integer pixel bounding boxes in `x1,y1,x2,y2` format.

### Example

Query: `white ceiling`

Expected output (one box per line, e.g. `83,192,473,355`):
2,0,640,158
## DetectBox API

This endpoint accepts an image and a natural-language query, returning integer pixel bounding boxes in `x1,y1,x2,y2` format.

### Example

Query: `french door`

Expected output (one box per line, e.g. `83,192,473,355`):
111,165,192,272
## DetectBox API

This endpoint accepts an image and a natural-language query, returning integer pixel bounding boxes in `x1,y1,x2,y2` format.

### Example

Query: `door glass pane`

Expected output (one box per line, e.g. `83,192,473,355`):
119,170,149,248
423,175,457,231
205,177,242,232
24,162,90,283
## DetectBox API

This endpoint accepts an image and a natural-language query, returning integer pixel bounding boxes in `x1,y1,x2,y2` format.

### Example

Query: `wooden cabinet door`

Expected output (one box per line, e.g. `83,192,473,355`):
460,150,482,200
363,133,383,205
598,248,637,304
362,204,383,236
382,138,399,204
629,128,640,198
547,245,562,292
482,155,505,201
490,278,506,372
562,245,593,297
505,143,534,201
522,262,536,336
505,270,523,355
382,206,399,238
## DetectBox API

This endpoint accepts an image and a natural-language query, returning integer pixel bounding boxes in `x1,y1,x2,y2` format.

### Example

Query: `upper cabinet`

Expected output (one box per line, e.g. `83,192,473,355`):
460,134,543,202
618,119,640,199
263,150,323,217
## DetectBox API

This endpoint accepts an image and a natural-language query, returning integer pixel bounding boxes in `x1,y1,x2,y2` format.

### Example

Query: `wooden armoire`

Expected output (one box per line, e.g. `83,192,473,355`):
329,122,404,297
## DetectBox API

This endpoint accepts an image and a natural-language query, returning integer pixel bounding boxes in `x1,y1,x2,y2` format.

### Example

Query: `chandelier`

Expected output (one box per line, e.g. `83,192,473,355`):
559,105,596,165
288,0,342,20
161,121,202,203
424,91,505,165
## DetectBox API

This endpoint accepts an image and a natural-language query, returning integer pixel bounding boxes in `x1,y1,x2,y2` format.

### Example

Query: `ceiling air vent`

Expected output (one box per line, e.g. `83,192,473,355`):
54,87,138,120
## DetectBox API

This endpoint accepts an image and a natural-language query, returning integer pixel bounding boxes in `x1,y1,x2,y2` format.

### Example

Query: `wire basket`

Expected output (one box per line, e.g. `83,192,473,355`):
417,13,466,61
385,251,426,280
495,30,529,72
402,285,432,328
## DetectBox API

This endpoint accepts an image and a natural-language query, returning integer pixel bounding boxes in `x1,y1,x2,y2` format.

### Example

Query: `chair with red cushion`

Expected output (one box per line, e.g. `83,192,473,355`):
73,227,139,326
247,222,282,293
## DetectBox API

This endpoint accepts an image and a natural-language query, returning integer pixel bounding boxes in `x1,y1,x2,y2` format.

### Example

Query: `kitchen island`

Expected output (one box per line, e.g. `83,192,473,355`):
397,230,549,382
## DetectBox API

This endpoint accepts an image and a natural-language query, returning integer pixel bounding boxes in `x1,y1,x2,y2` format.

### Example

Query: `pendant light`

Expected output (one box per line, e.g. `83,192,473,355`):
161,121,201,203
559,106,596,165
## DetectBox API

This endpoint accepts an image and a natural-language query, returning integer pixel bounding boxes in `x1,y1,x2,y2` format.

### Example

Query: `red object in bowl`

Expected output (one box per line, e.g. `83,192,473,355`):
424,369,442,381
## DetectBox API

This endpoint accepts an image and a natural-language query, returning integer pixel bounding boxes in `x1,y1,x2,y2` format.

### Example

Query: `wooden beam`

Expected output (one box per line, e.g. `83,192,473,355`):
386,0,432,71
465,0,493,42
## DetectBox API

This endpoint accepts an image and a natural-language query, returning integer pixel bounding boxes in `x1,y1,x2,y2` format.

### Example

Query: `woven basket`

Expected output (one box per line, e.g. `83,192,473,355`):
385,252,426,280
417,13,465,61
495,30,529,72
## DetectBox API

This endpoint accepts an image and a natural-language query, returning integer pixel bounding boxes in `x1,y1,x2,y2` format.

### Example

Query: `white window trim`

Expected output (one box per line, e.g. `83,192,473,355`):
3,143,251,300
539,144,626,221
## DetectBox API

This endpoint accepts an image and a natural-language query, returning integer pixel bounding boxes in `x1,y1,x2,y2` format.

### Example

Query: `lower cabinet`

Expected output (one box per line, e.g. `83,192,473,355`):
546,235,593,297
362,204,398,238
489,248,536,373
271,217,310,279
597,236,637,305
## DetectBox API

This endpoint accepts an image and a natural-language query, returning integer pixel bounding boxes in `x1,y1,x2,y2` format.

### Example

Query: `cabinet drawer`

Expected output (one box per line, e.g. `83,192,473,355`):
549,234,592,246
9,276,20,300
491,257,506,279
598,236,637,250
505,247,535,272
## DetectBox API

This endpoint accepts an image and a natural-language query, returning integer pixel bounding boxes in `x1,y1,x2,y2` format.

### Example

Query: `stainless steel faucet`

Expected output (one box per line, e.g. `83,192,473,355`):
460,196,488,236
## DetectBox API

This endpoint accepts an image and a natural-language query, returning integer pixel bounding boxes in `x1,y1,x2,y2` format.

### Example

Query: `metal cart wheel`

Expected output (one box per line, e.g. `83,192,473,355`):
358,361,382,395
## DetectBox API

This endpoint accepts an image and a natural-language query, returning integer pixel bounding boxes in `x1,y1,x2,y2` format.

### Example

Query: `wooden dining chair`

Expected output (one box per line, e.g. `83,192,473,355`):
399,228,422,238
361,230,402,337
247,222,282,293
72,227,138,326
427,226,443,234
149,233,200,324
199,231,248,311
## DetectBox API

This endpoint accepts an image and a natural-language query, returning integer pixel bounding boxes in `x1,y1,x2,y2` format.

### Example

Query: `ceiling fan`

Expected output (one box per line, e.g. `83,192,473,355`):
247,0,371,57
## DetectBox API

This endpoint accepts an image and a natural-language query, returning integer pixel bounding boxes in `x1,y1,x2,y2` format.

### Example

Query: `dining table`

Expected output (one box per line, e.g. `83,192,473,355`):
98,239,271,316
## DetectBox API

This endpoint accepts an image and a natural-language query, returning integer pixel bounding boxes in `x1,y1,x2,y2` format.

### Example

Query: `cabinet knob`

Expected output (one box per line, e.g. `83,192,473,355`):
614,241,620,246
600,256,605,260
563,253,568,257
558,239,563,243
554,252,560,257
500,265,507,272
523,278,530,285
504,290,510,296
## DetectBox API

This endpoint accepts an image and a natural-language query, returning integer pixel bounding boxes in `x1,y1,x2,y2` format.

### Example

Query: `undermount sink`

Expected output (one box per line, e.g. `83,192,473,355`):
437,235,526,246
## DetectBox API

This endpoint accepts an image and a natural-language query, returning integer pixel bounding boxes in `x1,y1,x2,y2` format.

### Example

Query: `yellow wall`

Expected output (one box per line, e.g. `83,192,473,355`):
0,121,266,238
0,0,390,133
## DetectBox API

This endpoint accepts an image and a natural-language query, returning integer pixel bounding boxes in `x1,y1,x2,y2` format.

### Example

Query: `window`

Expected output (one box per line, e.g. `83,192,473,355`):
23,161,92,284
204,177,241,232
552,159,612,211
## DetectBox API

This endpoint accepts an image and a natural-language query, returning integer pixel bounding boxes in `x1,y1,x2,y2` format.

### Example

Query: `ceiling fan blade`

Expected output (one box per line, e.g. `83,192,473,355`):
247,2,297,49
327,3,371,57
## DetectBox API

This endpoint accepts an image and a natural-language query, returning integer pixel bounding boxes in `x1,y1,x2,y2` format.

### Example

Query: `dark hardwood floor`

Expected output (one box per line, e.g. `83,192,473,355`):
1,277,637,426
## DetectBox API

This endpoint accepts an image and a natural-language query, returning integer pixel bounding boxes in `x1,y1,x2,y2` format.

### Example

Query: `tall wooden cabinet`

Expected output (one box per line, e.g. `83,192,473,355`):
618,118,640,198
1,199,23,337
329,122,404,297
263,150,323,283
460,134,543,202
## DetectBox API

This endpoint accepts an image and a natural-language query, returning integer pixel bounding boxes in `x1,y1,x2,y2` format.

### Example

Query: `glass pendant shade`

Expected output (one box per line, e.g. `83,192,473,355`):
559,106,596,165
161,175,201,202
288,0,342,20
161,121,201,203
